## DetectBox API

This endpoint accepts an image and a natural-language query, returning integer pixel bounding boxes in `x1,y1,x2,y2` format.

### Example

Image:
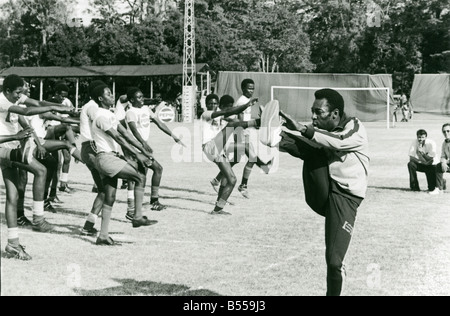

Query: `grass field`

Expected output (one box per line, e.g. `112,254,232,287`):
1,114,449,296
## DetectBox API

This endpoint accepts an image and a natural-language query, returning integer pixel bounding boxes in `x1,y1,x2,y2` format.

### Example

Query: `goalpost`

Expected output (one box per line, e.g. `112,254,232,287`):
270,86,392,129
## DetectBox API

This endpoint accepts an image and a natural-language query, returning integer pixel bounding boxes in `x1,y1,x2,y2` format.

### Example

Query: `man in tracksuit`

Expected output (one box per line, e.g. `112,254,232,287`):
279,89,369,296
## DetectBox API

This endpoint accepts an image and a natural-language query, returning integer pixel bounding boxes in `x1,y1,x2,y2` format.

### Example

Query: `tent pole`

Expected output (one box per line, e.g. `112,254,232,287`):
112,78,116,103
39,79,43,101
387,88,390,129
206,71,211,95
150,80,153,98
75,78,79,111
200,74,204,93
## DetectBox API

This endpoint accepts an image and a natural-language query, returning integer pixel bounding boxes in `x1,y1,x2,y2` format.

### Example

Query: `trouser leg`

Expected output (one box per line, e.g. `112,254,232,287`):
325,189,360,296
407,161,419,190
279,132,330,216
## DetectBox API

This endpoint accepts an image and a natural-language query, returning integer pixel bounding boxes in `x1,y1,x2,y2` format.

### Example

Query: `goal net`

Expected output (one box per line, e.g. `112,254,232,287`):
270,86,392,128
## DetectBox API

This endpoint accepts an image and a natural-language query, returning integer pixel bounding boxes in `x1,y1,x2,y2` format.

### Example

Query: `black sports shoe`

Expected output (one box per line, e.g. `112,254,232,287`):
32,219,55,233
132,217,158,228
150,201,167,211
5,244,32,261
59,184,71,194
125,211,134,222
81,222,98,236
44,200,57,213
48,195,63,204
17,216,33,227
96,236,116,246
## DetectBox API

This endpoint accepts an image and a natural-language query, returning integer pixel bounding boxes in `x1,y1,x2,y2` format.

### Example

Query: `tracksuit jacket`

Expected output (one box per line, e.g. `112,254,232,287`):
302,114,370,199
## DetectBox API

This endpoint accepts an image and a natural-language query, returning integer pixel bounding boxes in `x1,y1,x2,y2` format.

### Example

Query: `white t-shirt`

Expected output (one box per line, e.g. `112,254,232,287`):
201,111,227,145
235,95,252,122
114,99,129,122
409,139,439,165
0,92,27,148
29,115,47,139
80,100,99,143
92,108,121,153
126,106,156,142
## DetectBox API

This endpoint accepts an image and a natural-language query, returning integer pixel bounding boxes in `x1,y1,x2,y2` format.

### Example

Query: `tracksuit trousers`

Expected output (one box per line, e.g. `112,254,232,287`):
279,131,363,296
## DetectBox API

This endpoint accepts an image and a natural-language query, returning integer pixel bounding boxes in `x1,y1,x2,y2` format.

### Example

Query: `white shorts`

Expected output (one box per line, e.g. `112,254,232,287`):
203,140,227,163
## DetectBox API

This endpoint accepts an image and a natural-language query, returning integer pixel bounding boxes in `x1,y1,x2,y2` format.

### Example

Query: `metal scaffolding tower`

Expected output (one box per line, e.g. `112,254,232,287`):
182,0,196,123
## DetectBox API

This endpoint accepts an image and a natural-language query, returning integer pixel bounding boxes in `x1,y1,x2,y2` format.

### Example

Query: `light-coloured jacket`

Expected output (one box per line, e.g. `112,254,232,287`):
303,115,370,198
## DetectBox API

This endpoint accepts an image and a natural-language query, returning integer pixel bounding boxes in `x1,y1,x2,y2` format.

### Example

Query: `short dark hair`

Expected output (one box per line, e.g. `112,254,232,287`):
205,94,219,105
127,87,141,102
219,95,234,109
442,123,450,130
3,74,24,92
241,79,255,91
92,84,108,104
417,129,427,137
314,89,345,116
89,80,106,99
54,83,69,94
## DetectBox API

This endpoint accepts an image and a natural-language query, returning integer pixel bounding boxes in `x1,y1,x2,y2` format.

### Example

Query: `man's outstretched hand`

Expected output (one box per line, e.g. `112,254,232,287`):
279,110,306,133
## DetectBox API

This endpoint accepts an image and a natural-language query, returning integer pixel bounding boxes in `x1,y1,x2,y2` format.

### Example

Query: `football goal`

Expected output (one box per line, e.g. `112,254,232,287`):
270,86,392,129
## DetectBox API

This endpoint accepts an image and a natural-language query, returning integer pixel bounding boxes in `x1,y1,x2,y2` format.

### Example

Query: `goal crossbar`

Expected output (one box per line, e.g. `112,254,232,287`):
271,86,391,129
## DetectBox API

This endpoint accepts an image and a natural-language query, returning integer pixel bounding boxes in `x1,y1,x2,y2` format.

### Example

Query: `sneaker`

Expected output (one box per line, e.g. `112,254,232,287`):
59,184,71,194
259,100,282,147
238,184,250,199
210,178,220,193
210,210,232,216
125,211,134,222
96,236,116,246
32,219,55,233
81,222,98,236
48,195,63,204
81,227,98,236
132,217,158,228
5,244,32,261
429,188,440,195
44,200,57,213
151,201,167,211
17,216,33,227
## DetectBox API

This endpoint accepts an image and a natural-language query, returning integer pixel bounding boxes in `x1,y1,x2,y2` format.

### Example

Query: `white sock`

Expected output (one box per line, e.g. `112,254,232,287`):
32,200,44,217
60,173,69,183
87,213,98,224
8,227,19,241
127,190,135,200
70,147,76,155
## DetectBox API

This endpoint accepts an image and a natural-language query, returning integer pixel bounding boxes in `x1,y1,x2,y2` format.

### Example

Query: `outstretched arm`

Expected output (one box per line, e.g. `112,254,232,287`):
210,98,258,120
151,117,186,147
40,112,80,125
117,124,153,159
105,127,153,168
127,121,153,154
0,128,33,144
8,102,73,117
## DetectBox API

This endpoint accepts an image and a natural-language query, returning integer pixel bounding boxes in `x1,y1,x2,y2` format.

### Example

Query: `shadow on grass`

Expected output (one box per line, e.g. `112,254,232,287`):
160,186,217,197
75,278,222,296
369,186,415,192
